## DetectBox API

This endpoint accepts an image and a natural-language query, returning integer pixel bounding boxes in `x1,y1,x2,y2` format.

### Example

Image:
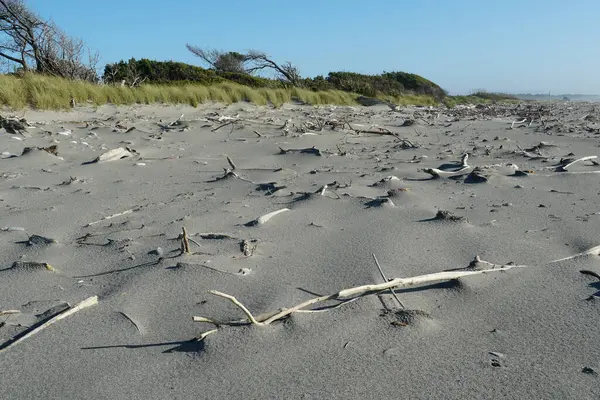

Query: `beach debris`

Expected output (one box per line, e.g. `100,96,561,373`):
22,234,57,246
488,351,506,367
181,227,191,254
0,296,98,353
240,239,258,257
211,156,254,183
551,244,600,263
364,197,395,208
245,208,290,226
84,147,136,164
7,261,54,272
0,115,28,135
159,114,188,131
582,367,597,375
199,233,236,240
193,258,526,330
21,145,58,156
464,168,490,184
370,176,401,188
510,118,528,129
433,210,465,222
372,254,405,309
278,146,322,156
85,206,141,227
555,155,598,172
0,310,21,317
1,226,26,232
58,176,84,185
423,154,471,178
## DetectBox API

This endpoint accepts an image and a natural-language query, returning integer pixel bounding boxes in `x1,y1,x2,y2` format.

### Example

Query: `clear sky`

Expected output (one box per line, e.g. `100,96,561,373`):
26,0,600,95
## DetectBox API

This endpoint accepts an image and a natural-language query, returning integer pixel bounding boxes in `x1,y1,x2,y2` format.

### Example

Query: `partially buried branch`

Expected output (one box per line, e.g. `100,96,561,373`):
194,257,526,329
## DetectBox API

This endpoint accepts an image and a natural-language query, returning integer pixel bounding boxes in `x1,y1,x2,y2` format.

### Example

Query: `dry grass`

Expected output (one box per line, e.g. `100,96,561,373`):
0,73,441,110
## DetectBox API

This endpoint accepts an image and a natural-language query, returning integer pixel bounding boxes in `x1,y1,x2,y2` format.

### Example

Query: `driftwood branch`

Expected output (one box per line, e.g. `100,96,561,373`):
194,258,525,330
0,296,98,353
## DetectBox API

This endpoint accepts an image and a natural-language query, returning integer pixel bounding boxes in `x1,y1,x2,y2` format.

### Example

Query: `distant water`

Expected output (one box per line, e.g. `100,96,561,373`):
516,94,600,102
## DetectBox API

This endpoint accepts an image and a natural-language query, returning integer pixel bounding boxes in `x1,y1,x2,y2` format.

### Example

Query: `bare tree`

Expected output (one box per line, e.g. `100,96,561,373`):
0,0,98,81
185,44,249,73
186,44,302,86
246,51,302,86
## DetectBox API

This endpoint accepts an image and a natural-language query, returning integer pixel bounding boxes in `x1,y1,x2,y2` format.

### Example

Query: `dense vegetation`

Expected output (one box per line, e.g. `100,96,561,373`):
103,58,447,100
0,1,520,110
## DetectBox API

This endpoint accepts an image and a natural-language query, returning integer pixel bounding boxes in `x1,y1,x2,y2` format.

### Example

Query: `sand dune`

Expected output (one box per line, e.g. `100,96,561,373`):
1,101,599,399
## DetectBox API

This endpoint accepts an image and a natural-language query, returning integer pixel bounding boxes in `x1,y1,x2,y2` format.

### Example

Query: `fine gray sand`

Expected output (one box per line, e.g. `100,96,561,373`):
1,101,599,399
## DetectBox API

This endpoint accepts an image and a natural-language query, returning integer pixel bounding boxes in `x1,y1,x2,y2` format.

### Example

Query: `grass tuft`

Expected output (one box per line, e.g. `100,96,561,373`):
0,73,445,110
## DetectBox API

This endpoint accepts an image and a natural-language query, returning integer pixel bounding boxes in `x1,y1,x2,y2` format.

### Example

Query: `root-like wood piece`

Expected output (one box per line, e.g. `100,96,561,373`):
0,296,98,353
194,259,526,330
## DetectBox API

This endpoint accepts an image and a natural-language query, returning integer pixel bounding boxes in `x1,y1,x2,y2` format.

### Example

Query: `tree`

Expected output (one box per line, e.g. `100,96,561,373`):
245,51,302,86
0,0,99,81
185,45,249,73
186,44,302,86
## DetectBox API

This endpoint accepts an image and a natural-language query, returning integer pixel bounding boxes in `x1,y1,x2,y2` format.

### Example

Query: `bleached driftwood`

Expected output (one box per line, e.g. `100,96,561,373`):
85,207,140,226
510,119,528,129
193,258,525,328
93,147,134,163
556,155,598,172
246,208,290,226
0,296,98,353
0,310,20,316
551,245,600,263
423,154,471,178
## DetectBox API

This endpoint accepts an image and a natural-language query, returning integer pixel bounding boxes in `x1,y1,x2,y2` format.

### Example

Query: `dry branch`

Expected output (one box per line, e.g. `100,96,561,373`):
556,155,598,172
0,296,98,353
194,258,525,330
551,245,600,263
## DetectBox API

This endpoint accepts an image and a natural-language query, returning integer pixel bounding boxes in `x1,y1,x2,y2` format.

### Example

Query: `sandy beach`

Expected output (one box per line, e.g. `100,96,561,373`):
1,100,599,399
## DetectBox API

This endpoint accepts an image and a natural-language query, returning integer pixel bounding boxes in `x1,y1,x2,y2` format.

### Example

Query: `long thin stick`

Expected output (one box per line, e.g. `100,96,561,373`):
0,296,98,353
551,244,600,263
195,260,525,328
372,254,405,309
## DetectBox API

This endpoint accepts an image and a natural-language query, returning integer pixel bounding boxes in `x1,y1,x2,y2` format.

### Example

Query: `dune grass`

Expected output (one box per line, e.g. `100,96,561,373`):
0,73,444,110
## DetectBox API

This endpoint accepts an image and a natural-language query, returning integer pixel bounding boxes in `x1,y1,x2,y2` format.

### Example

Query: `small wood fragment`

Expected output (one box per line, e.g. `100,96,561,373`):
181,227,191,254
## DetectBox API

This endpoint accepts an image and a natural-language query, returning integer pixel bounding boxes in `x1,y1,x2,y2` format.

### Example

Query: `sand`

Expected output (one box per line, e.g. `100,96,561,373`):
0,101,599,399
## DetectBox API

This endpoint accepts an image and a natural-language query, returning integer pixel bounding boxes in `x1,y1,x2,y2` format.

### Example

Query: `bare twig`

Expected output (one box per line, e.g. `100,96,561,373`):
0,296,98,353
372,254,405,309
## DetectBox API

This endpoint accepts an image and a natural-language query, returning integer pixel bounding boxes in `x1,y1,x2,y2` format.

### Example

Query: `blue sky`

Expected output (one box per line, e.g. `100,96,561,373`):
27,0,600,94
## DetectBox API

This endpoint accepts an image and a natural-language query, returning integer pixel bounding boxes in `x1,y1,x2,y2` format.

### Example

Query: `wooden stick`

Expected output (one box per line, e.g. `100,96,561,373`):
194,260,526,328
86,207,139,227
0,310,20,316
557,156,598,171
181,227,191,254
0,296,98,353
372,254,405,309
226,156,236,171
246,208,290,226
551,244,600,263
209,291,263,325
